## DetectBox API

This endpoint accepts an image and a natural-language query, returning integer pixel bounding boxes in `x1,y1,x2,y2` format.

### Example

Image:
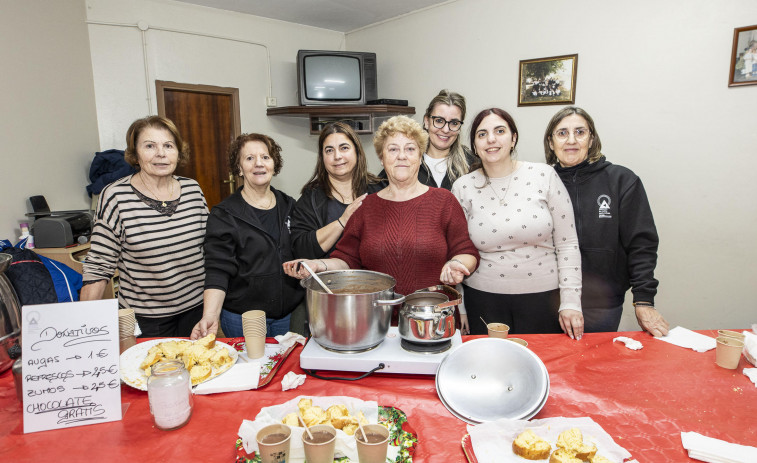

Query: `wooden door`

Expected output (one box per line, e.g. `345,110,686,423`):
156,81,241,208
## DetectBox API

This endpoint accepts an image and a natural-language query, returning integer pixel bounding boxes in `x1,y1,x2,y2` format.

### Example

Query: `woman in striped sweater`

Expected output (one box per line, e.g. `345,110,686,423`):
82,116,208,337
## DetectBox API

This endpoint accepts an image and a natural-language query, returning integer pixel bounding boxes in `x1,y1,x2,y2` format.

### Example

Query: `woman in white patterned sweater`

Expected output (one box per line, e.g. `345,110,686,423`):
82,116,208,337
451,108,584,339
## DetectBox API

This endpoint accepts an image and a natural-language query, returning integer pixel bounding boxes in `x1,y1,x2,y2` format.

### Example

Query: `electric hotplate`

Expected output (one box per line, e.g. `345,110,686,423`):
299,327,462,375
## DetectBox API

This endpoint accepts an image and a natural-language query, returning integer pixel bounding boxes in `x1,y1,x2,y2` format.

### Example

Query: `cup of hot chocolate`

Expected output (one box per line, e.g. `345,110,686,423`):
301,424,337,463
255,423,291,463
355,423,390,463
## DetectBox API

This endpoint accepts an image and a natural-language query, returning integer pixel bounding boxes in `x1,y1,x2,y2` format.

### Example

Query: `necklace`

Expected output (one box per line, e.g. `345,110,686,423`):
243,188,274,209
333,188,354,204
488,161,517,206
488,177,512,206
140,172,174,207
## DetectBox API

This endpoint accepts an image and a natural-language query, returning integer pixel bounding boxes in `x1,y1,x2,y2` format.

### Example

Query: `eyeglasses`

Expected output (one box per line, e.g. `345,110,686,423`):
552,128,590,142
430,116,463,132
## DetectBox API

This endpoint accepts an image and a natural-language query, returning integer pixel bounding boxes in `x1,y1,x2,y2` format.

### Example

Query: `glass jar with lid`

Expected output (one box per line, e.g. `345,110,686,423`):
147,359,193,430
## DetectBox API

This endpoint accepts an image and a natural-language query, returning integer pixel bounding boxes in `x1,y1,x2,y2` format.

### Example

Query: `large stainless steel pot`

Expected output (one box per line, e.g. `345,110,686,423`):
0,253,22,373
398,285,461,344
302,270,404,352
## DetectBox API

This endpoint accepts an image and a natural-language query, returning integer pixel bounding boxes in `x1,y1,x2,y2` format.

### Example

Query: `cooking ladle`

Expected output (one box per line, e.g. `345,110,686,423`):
300,261,333,294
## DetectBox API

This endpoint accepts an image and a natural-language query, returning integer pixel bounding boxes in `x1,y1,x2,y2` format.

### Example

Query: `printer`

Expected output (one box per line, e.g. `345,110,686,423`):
27,195,92,248
31,213,92,248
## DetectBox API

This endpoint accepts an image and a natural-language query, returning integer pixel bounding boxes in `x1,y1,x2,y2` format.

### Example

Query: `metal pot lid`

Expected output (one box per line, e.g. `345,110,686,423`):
435,338,549,424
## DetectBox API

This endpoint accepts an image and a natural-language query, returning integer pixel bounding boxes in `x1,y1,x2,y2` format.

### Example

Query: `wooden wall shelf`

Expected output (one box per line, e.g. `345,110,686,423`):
267,104,415,134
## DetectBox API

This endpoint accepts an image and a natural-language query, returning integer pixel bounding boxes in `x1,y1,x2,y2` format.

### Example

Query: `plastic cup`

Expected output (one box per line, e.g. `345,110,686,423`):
355,423,390,463
302,424,337,463
242,310,267,358
256,424,291,463
245,335,266,359
487,323,510,339
717,330,745,342
715,336,744,369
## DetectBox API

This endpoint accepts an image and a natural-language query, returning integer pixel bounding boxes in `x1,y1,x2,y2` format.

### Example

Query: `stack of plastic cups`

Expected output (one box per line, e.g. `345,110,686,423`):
242,310,267,359
118,308,137,353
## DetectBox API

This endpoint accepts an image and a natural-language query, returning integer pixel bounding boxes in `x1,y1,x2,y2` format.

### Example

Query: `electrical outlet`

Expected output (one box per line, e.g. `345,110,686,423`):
266,97,277,107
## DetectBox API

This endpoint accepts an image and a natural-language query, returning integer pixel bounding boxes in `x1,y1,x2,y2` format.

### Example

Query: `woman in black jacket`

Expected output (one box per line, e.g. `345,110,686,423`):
290,122,384,259
191,133,303,339
543,106,669,336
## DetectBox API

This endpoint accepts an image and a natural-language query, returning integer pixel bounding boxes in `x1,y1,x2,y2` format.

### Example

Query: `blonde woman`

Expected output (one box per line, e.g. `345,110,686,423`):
379,89,474,190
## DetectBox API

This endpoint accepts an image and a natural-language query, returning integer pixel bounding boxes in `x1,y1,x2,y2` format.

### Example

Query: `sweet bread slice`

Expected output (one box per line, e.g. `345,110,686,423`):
189,363,211,385
512,429,552,460
589,455,614,463
556,427,597,460
549,448,583,463
196,333,216,349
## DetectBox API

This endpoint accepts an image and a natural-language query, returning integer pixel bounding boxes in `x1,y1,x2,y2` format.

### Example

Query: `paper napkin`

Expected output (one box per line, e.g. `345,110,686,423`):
193,361,261,395
655,326,716,352
281,371,306,391
681,432,757,463
742,331,756,366
743,368,757,387
613,336,643,350
275,332,307,350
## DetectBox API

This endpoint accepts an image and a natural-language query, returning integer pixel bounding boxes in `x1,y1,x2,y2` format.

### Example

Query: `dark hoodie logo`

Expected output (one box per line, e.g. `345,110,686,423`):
597,194,612,218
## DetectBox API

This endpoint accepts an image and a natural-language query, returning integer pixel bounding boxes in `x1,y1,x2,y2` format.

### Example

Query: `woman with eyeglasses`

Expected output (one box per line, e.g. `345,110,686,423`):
544,106,669,336
451,108,583,339
379,89,474,190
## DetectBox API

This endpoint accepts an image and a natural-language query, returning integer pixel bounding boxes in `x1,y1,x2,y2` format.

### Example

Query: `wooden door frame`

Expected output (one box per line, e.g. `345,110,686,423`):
155,80,242,137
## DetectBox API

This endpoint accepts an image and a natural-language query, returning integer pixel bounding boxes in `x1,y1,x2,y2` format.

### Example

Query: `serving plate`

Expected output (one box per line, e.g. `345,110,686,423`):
462,434,477,463
120,338,238,391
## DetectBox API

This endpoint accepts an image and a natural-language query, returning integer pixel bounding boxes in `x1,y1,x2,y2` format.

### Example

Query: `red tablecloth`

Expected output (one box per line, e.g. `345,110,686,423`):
1,330,755,462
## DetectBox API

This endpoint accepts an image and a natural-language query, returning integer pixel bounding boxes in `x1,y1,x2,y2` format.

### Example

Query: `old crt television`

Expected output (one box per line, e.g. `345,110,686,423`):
297,50,377,105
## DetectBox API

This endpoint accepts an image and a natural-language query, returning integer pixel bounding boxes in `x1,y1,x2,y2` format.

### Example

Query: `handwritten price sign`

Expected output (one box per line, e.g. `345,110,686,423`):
22,300,121,434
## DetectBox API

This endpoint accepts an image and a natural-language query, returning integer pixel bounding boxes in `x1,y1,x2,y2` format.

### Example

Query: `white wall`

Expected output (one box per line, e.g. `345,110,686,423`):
0,0,100,242
347,0,757,330
85,0,346,196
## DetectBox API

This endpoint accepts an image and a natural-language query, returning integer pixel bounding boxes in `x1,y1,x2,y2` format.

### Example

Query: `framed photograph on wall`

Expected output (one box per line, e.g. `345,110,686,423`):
729,24,757,87
518,54,578,106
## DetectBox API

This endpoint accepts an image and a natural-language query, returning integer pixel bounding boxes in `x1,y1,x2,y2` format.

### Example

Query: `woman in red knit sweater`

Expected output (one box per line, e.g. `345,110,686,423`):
284,115,479,326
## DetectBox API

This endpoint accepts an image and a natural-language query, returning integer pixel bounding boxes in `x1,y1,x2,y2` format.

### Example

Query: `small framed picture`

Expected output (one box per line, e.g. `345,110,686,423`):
518,54,578,106
729,24,757,87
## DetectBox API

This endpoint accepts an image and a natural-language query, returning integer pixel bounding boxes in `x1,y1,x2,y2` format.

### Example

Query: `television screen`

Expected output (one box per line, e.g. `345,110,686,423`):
303,55,362,101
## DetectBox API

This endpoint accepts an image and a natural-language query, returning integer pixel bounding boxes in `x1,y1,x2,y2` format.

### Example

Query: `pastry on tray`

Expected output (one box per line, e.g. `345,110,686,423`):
138,334,234,385
512,429,552,460
281,397,368,435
